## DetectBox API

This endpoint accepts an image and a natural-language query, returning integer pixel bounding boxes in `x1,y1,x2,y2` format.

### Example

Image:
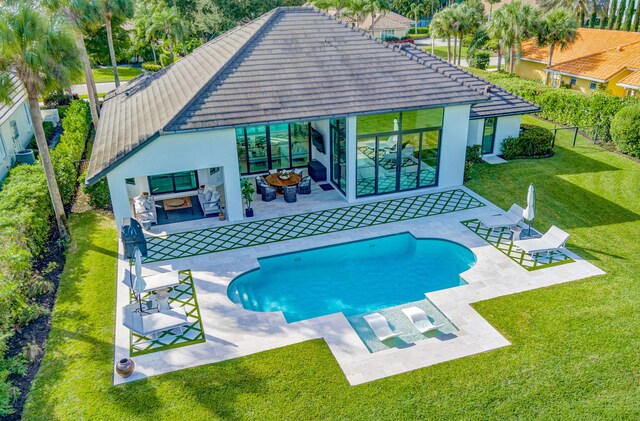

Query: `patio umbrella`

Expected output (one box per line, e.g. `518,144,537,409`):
132,247,146,312
523,183,536,236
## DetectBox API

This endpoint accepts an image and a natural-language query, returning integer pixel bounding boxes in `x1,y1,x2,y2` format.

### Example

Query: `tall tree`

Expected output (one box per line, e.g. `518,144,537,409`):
0,4,82,240
45,0,101,128
538,0,592,26
490,0,538,74
615,0,627,29
361,0,391,34
634,0,640,31
429,8,453,61
623,0,635,29
149,2,183,61
536,8,578,85
607,0,618,28
487,0,501,21
100,0,134,88
409,2,424,35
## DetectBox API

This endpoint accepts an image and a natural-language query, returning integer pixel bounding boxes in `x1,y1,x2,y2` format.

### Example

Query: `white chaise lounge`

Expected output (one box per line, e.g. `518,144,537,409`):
478,204,524,230
122,304,189,338
513,225,570,256
401,307,445,334
122,268,187,293
363,312,401,341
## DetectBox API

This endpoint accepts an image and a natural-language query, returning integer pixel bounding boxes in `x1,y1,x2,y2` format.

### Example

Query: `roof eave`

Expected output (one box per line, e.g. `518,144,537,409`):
470,107,540,120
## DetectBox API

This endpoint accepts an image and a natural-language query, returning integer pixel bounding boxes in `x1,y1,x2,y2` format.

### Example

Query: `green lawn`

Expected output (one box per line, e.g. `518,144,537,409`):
22,117,640,419
422,45,496,61
74,67,143,84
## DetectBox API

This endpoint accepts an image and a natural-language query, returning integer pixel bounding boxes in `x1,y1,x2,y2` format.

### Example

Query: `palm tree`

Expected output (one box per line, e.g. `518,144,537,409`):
487,0,501,21
455,3,483,66
100,0,134,88
0,4,82,240
490,0,538,74
149,3,182,62
45,0,101,128
538,0,592,26
536,8,578,85
409,2,424,35
361,0,391,35
430,8,454,62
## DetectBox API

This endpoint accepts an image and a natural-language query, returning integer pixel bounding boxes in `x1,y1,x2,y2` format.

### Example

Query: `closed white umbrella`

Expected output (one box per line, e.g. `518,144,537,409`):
524,183,536,235
132,247,146,312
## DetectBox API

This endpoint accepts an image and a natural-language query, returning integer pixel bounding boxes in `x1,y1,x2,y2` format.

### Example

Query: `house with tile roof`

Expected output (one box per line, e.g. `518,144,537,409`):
86,7,538,229
326,9,413,39
0,74,34,182
514,28,640,97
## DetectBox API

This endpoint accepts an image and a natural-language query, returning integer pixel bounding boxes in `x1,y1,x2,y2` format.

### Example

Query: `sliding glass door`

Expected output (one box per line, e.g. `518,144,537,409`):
355,109,443,197
330,118,346,194
482,117,497,154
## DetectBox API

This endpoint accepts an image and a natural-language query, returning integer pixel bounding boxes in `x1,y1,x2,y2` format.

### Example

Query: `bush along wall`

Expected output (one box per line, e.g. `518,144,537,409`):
501,124,554,160
0,100,90,416
466,68,640,142
80,170,112,209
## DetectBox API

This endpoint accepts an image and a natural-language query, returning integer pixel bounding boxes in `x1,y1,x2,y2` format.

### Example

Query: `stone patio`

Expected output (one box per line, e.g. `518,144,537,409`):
113,186,605,386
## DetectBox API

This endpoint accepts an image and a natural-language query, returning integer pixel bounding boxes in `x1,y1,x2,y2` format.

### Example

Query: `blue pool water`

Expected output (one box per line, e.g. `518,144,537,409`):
227,233,476,323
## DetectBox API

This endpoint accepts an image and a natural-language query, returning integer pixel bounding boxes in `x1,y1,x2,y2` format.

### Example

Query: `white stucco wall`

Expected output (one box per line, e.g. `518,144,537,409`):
0,102,34,181
438,104,471,188
493,115,521,155
467,119,483,147
345,116,357,202
106,128,243,229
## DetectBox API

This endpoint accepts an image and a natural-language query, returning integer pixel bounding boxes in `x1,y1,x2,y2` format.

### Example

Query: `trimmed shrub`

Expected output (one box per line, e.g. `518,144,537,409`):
501,124,554,159
43,121,55,142
0,99,90,414
80,170,112,208
611,104,640,157
142,62,162,72
42,90,78,108
160,53,174,68
466,144,482,163
469,51,490,70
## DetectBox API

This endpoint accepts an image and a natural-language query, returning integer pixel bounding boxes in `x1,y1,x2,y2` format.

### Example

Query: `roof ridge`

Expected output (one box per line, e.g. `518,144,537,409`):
547,39,640,70
162,8,282,132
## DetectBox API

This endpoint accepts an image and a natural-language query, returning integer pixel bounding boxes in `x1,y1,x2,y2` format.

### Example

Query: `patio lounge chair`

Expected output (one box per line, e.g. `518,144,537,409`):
255,175,267,195
122,304,189,338
363,312,400,341
401,307,445,334
513,225,570,256
478,204,524,230
122,268,187,293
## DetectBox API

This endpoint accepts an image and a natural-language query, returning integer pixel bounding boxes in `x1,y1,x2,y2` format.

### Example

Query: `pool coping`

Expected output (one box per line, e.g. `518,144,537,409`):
112,187,605,386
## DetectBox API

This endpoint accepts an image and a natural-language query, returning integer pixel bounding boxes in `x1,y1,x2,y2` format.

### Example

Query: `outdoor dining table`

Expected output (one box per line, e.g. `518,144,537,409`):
264,172,302,194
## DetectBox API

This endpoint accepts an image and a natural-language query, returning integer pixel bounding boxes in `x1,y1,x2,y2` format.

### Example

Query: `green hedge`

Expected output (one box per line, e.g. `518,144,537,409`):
466,68,640,142
501,124,554,159
80,170,112,208
0,100,90,415
611,104,640,157
142,62,162,72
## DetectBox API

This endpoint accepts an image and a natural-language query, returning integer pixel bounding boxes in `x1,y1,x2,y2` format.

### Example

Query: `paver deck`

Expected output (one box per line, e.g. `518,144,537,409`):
144,189,485,262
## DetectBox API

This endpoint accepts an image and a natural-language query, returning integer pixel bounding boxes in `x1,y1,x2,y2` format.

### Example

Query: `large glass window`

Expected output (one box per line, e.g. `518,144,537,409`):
330,119,347,194
236,123,310,174
356,108,442,197
482,117,496,154
148,170,198,195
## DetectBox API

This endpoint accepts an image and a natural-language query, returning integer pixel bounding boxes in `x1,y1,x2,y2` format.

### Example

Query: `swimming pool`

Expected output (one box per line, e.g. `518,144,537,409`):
227,233,476,323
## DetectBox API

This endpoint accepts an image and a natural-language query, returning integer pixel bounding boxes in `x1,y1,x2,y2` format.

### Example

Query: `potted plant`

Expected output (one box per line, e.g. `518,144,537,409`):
279,170,290,180
241,179,255,217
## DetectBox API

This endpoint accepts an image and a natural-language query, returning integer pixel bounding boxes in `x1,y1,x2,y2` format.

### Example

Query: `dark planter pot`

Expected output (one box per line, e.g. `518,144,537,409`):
245,208,254,218
115,357,135,378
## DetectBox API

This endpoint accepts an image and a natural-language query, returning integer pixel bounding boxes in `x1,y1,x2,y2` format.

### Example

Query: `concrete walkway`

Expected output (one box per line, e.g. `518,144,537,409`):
70,81,127,96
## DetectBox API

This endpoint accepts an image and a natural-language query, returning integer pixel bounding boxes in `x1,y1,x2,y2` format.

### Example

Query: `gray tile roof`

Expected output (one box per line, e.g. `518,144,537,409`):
0,73,27,124
403,49,540,119
87,7,534,184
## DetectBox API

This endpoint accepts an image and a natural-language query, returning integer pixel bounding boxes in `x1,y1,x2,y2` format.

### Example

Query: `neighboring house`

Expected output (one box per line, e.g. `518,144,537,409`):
0,74,35,182
515,28,640,97
85,7,538,229
327,9,413,39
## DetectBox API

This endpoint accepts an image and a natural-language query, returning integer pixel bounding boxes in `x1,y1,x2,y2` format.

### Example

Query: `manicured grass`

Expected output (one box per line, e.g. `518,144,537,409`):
78,92,107,99
74,67,143,84
22,119,640,419
422,45,496,61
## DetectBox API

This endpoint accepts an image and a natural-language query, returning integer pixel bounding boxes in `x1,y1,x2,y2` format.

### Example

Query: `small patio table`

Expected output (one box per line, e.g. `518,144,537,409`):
265,172,302,194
